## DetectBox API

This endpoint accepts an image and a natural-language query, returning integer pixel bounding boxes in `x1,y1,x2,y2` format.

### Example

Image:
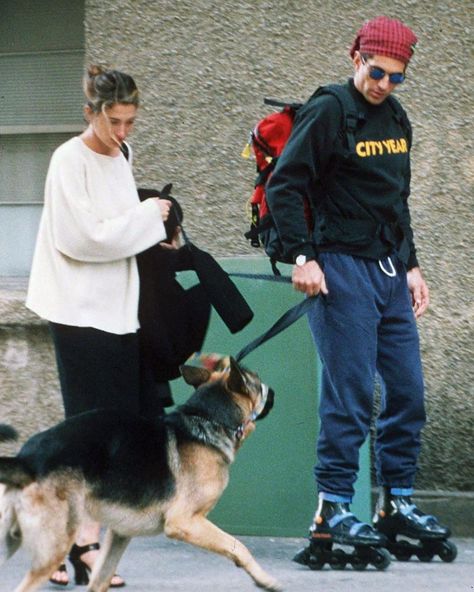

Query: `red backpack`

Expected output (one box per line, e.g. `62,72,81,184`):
242,98,312,258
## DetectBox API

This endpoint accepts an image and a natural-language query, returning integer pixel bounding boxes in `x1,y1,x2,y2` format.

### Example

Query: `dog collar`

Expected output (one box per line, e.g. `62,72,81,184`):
234,388,268,441
235,425,245,440
235,415,257,442
235,420,255,442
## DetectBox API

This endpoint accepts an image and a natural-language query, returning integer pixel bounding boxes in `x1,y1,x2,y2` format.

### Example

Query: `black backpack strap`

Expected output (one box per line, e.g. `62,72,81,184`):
255,160,277,185
386,95,412,148
308,84,362,157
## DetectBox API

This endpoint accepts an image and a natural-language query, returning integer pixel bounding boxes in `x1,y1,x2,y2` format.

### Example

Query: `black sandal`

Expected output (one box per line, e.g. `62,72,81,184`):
49,563,68,586
68,542,125,587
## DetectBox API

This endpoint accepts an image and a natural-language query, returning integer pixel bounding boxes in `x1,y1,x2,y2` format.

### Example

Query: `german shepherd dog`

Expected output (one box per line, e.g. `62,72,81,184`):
0,356,281,592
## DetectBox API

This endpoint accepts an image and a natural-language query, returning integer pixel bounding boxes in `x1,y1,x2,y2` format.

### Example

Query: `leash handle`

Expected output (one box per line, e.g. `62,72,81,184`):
235,296,317,362
228,272,292,284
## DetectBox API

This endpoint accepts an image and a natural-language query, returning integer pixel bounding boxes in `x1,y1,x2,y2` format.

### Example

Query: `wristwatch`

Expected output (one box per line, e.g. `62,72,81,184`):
295,254,308,267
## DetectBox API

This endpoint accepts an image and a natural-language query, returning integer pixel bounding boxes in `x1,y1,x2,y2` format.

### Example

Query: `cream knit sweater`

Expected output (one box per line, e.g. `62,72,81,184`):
26,137,167,334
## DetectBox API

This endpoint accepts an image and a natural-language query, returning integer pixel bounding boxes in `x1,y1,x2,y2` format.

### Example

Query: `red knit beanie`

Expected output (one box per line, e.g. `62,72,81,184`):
350,16,418,64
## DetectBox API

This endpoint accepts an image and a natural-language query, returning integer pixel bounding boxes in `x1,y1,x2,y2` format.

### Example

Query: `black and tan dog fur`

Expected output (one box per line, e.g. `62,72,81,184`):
0,356,281,592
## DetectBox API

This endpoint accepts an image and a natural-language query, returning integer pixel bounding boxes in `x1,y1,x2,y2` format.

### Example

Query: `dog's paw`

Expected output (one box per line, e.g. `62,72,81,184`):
257,576,284,591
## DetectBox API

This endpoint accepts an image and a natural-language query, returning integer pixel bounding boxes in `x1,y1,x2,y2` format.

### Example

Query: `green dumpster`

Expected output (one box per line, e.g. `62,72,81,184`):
173,256,371,536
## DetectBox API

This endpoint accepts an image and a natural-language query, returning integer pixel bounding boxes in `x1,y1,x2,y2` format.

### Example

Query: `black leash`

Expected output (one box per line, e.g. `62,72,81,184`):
235,295,317,362
228,272,318,361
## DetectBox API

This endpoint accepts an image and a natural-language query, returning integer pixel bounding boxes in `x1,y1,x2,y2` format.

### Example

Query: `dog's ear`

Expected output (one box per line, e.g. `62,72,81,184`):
226,357,248,394
180,365,212,387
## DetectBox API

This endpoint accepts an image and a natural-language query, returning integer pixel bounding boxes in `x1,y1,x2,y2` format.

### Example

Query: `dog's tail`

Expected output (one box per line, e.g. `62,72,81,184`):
0,425,18,443
0,425,33,488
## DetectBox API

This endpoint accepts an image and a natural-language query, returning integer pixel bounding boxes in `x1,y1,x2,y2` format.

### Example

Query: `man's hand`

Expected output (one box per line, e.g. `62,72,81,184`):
292,259,328,297
407,266,430,318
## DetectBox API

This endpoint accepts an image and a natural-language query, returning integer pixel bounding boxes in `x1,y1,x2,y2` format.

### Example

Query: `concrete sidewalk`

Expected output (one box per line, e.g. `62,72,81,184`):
1,535,472,592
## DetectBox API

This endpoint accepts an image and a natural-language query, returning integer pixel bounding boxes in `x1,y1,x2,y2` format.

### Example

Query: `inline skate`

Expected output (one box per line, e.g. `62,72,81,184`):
373,487,457,563
294,497,391,571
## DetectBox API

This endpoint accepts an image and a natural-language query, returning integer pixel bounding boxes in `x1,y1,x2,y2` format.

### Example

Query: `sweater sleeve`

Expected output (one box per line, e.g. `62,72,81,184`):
265,95,342,261
48,146,167,263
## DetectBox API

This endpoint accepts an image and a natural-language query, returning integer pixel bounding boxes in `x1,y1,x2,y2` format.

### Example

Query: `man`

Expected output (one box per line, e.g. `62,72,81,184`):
266,16,451,559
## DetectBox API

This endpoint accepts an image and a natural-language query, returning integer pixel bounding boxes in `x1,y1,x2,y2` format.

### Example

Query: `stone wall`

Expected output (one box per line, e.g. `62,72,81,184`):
83,0,473,491
0,1,472,495
0,282,63,456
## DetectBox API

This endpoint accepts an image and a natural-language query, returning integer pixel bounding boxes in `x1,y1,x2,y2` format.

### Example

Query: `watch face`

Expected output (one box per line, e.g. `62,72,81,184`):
296,255,306,266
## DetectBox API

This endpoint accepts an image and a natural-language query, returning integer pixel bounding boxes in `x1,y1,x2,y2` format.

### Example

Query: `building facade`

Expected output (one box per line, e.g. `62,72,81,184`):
0,0,472,513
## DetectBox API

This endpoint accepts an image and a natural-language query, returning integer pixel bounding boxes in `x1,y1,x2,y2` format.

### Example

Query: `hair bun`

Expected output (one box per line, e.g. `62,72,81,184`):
87,64,105,79
83,64,139,112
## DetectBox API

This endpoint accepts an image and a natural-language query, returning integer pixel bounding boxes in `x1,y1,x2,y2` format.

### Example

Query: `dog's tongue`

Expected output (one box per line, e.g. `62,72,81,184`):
186,352,228,372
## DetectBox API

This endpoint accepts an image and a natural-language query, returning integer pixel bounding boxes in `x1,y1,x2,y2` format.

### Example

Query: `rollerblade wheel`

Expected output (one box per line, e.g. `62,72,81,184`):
293,545,325,570
308,557,325,570
329,549,347,570
306,540,330,570
438,540,457,563
417,549,434,562
352,557,368,571
394,540,412,561
293,546,310,566
372,548,391,571
351,546,369,570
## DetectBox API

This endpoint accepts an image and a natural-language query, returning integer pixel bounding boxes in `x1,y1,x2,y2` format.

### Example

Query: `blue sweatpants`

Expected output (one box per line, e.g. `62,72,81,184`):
307,253,426,499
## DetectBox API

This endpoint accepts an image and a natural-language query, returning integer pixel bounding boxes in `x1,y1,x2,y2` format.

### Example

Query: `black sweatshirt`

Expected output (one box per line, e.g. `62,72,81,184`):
265,78,419,269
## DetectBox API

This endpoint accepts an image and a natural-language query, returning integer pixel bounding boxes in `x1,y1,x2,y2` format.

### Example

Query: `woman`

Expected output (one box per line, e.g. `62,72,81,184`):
26,65,172,587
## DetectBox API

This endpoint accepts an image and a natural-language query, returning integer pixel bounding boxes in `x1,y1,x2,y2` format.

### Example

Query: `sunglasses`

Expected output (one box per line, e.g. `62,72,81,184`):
361,56,406,84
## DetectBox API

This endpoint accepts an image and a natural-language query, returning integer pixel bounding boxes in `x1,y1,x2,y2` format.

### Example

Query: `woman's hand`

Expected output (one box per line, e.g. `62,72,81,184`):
160,227,181,250
155,198,172,221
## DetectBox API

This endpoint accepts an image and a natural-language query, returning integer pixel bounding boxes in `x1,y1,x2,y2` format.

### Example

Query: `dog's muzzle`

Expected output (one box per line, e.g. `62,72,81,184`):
254,385,274,421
